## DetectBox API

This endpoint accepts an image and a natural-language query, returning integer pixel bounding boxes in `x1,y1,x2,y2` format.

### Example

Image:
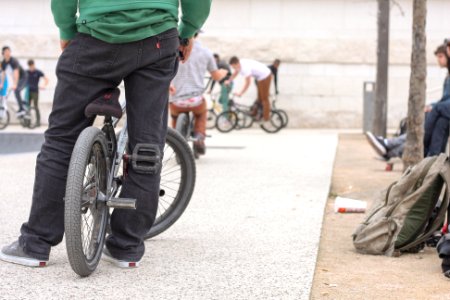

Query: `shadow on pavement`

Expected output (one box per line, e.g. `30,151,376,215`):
0,133,44,154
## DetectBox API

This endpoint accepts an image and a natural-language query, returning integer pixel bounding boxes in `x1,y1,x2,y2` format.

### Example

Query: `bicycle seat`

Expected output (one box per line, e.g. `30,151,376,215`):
85,88,122,119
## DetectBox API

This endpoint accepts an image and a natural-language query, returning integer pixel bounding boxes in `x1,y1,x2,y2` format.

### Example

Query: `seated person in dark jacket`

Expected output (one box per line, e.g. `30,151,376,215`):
366,44,450,159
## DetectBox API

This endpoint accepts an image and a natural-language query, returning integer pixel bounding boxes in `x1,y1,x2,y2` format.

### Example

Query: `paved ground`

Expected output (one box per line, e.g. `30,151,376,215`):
0,127,337,299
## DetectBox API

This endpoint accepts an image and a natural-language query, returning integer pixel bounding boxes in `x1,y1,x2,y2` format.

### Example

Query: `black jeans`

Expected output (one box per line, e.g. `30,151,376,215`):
424,101,450,156
15,75,28,112
29,91,41,125
19,29,179,261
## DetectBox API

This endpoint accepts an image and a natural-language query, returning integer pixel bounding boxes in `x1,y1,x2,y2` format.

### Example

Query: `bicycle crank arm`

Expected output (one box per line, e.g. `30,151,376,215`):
107,198,137,209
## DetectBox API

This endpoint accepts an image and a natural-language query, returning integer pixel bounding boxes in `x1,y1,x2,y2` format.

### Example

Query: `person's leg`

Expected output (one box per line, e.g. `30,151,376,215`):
424,108,440,150
386,134,406,149
219,83,229,112
192,99,207,136
30,92,41,126
191,99,207,155
257,75,272,121
14,76,27,112
386,143,405,159
106,30,179,261
17,34,123,261
426,117,450,156
169,102,186,128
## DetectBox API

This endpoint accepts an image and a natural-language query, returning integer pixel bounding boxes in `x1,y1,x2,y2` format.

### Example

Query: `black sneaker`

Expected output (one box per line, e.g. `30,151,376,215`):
365,131,388,158
193,133,206,155
102,247,140,268
442,258,450,278
0,241,48,267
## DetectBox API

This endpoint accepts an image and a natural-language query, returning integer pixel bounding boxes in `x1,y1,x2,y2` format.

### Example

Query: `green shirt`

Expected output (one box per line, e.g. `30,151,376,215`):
51,0,212,43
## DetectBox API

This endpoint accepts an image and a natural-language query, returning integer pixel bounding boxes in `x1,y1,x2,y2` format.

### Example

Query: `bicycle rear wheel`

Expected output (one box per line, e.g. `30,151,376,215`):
145,128,196,239
0,109,10,130
175,113,190,139
216,111,238,133
261,110,284,134
236,110,254,129
65,127,109,277
206,109,217,130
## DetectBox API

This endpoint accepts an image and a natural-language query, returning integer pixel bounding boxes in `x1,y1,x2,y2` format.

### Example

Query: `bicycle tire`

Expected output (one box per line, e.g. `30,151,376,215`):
0,110,10,130
144,128,196,239
206,109,217,130
236,110,254,129
261,110,284,134
215,111,238,133
26,107,38,129
276,109,289,128
65,127,109,277
175,113,190,139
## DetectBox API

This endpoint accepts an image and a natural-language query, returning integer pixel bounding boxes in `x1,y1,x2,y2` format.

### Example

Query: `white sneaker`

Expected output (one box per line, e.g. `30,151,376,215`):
16,110,25,118
102,248,140,268
0,241,48,267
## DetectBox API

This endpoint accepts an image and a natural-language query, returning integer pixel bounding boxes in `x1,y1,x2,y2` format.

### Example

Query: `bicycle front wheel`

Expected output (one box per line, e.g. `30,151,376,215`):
216,111,238,133
276,109,289,128
206,109,217,130
145,128,196,239
65,127,109,277
261,110,284,134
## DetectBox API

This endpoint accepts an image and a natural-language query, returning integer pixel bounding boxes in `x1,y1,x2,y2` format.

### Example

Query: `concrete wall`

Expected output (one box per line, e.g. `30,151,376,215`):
1,0,449,128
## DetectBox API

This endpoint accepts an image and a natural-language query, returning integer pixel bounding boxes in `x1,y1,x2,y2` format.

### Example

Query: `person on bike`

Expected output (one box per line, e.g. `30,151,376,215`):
169,33,227,155
0,46,28,117
0,0,211,268
228,56,272,123
27,59,49,127
209,53,233,111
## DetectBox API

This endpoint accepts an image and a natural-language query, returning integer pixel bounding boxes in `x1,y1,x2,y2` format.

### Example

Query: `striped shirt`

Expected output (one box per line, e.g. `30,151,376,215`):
171,40,218,103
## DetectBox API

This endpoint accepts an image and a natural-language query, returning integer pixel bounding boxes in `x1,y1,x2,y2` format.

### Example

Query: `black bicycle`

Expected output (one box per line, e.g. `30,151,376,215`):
216,98,284,134
175,111,203,159
64,96,196,277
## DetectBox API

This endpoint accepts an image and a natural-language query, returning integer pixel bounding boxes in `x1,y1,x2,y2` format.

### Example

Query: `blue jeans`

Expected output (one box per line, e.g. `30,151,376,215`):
424,102,450,156
19,29,179,261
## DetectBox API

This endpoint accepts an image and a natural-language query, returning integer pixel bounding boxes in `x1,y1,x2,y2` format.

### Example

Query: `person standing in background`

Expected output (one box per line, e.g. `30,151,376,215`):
27,59,49,127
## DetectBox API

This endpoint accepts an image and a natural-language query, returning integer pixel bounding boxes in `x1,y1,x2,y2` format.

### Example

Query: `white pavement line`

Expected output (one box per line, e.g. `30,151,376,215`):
0,130,337,300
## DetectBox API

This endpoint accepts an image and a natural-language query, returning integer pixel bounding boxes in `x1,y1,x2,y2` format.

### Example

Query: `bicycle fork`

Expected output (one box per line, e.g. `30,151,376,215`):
102,117,136,210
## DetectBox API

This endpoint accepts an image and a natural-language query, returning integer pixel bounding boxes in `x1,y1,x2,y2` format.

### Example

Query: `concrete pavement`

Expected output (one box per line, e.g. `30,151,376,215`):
0,128,337,299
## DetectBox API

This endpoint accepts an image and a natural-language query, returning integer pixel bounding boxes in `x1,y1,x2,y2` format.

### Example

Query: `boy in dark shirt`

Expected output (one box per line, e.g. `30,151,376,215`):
26,60,49,127
0,46,28,116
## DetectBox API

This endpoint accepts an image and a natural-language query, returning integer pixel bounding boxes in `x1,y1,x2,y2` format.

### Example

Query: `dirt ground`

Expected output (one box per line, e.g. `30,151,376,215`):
310,134,450,300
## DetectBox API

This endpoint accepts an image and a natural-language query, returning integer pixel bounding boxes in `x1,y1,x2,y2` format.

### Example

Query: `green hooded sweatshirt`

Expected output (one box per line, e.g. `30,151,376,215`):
51,0,212,43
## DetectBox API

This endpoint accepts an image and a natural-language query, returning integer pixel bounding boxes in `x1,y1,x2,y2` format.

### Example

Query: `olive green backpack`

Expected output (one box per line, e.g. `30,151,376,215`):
352,154,450,256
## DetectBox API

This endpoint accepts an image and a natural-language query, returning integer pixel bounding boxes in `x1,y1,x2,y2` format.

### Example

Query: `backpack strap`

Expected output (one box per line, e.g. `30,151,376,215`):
397,158,450,252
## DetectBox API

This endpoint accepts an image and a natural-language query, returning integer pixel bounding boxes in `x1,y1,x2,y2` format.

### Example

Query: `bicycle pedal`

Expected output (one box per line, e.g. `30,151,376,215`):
107,198,136,209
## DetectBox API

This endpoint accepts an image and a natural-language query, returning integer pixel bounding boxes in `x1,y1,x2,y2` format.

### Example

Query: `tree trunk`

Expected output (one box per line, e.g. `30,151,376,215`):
402,0,427,169
373,0,390,137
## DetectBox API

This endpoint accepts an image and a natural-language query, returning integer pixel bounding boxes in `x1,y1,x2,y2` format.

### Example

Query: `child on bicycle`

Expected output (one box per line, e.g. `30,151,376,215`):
169,33,227,155
228,56,273,123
